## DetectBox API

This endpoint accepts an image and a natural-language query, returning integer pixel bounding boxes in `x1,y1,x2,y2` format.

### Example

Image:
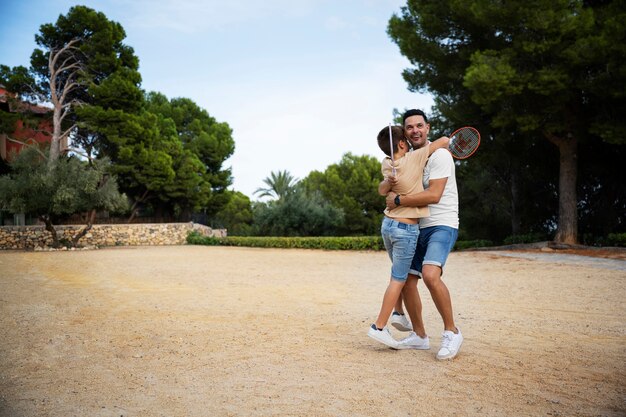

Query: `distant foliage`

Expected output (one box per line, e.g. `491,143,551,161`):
606,233,626,247
300,153,385,236
212,190,254,236
454,239,494,250
187,231,385,251
251,184,344,237
503,233,550,245
0,147,128,247
254,170,298,200
388,0,626,245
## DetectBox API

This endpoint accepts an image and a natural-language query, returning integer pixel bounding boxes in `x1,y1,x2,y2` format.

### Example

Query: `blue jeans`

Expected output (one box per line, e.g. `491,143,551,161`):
381,217,419,282
409,225,458,276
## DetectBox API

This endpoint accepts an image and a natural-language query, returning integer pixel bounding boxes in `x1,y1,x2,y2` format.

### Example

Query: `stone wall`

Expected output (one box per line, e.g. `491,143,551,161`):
0,223,226,250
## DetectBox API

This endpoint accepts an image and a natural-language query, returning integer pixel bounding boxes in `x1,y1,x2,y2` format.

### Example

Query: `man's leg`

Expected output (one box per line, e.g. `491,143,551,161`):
422,265,456,332
419,226,462,359
393,297,405,315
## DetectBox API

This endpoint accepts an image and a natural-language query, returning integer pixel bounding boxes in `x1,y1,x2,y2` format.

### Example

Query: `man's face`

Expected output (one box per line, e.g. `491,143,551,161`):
404,115,430,149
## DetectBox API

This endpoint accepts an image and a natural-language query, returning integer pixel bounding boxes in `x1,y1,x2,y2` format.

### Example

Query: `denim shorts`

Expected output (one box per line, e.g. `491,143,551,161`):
409,225,458,276
381,217,419,282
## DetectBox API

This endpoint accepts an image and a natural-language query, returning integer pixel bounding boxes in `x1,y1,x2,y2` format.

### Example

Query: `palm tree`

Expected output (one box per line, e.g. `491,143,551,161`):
254,170,299,200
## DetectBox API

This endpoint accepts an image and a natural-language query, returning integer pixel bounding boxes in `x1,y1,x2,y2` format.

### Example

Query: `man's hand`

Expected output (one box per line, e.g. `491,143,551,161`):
386,192,399,210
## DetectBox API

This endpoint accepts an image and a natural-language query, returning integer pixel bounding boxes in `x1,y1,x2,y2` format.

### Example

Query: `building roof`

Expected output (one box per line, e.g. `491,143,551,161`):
0,86,52,115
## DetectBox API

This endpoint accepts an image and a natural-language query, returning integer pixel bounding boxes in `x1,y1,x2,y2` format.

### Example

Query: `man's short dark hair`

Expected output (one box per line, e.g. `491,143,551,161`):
402,109,428,125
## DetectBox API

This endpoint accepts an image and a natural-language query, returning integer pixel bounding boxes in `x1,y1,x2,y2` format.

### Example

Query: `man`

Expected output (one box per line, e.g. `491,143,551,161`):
385,109,463,360
367,125,449,349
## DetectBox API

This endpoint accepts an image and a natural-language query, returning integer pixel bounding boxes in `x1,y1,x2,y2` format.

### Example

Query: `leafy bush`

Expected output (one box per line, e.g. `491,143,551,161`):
187,231,384,250
606,233,626,247
503,233,549,245
454,239,494,250
187,232,222,246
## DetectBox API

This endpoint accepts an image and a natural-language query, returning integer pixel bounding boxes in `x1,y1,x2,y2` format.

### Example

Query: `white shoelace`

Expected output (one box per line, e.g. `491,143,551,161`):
440,332,454,350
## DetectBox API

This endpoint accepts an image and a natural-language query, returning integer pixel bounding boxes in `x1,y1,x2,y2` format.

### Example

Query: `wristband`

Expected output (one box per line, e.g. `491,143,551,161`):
394,195,401,206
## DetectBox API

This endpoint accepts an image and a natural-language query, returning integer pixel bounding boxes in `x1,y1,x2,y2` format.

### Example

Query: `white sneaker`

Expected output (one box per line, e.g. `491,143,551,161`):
397,332,430,350
368,324,399,349
390,312,412,332
436,328,463,360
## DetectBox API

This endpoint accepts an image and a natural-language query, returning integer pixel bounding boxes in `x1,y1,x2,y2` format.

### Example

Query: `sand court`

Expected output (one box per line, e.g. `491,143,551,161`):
0,246,624,416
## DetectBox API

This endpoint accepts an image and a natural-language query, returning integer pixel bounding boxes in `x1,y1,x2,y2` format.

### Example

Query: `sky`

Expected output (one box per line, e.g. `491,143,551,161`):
0,0,433,200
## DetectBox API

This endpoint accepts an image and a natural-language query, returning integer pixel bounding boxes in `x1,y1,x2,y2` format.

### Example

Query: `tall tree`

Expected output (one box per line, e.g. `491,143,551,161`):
255,170,299,200
144,92,235,218
389,0,626,244
81,107,179,221
212,190,254,236
0,147,127,247
0,6,140,236
1,6,144,161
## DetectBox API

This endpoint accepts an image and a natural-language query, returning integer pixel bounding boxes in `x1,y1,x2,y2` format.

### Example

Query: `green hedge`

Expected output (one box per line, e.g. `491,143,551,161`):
187,231,385,250
503,233,549,245
454,239,494,250
607,233,626,247
188,231,503,251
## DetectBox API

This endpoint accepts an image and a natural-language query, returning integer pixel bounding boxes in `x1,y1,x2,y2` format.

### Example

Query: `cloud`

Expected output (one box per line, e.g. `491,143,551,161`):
220,56,433,198
325,16,349,31
112,0,324,33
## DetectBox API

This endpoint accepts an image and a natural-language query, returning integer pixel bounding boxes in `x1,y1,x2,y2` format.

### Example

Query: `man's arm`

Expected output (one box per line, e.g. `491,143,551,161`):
385,177,447,210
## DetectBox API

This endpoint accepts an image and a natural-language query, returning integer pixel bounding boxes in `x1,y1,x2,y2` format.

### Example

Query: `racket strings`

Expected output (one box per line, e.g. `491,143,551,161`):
450,128,480,159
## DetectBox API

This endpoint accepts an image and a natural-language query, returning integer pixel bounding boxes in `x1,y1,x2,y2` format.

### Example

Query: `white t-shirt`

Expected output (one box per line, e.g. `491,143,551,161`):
419,148,459,229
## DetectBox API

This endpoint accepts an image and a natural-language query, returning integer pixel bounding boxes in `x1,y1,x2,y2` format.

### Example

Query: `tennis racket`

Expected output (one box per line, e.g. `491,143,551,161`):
388,123,396,175
448,127,480,159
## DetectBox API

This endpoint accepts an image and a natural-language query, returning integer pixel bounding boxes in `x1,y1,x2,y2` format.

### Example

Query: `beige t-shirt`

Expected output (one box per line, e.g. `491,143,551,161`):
381,143,430,219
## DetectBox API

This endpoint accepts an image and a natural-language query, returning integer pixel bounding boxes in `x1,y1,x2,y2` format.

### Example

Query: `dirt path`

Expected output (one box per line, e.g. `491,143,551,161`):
0,246,624,416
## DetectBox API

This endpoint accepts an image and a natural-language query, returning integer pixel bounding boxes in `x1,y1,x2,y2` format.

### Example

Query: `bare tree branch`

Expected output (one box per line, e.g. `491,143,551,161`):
60,123,76,141
48,39,81,71
47,37,86,167
5,136,48,159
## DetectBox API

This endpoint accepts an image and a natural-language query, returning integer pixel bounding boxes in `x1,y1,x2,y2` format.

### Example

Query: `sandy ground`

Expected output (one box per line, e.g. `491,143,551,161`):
0,246,624,417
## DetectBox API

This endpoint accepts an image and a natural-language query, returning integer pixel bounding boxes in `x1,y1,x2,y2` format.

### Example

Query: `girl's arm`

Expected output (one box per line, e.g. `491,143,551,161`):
427,136,450,155
378,175,397,196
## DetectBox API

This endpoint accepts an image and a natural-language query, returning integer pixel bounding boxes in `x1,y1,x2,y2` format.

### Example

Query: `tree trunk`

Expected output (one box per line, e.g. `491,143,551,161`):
553,136,578,244
155,203,165,223
48,103,63,165
71,209,96,247
510,168,521,235
128,190,150,223
39,215,60,248
46,38,81,169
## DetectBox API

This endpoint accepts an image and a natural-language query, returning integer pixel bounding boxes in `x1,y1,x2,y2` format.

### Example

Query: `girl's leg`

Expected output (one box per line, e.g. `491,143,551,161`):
375,279,405,329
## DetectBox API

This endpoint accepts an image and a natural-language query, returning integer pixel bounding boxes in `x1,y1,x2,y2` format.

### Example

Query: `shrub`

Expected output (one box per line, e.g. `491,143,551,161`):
606,233,626,247
503,233,548,245
454,239,494,250
187,231,384,250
